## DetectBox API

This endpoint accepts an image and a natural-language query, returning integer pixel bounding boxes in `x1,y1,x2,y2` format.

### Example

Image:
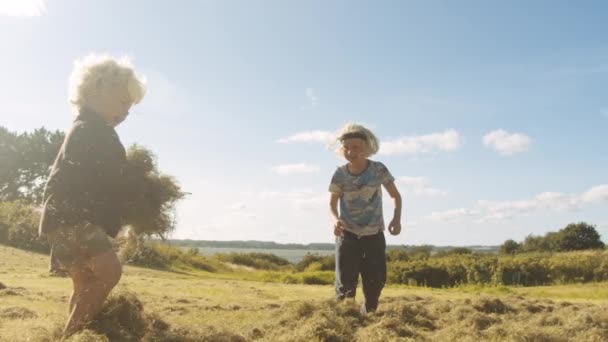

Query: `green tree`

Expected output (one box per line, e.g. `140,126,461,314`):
409,245,433,259
499,239,521,255
434,247,473,258
0,126,64,203
554,222,604,251
521,234,553,253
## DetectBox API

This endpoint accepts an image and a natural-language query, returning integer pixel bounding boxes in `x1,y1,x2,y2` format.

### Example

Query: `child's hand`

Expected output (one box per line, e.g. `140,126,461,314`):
333,220,345,236
388,219,401,236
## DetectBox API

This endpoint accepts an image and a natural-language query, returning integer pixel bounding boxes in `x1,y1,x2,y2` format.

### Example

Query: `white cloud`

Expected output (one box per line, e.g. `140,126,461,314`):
258,191,281,199
397,176,447,197
427,208,478,222
277,130,336,144
581,184,608,203
0,0,45,17
225,202,246,210
379,129,462,155
482,129,531,155
477,192,578,221
291,192,327,211
427,184,607,223
246,189,326,212
271,163,320,175
397,176,428,187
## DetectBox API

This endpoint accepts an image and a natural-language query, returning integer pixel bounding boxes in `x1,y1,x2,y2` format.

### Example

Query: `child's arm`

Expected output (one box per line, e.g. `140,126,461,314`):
383,181,402,236
329,192,345,236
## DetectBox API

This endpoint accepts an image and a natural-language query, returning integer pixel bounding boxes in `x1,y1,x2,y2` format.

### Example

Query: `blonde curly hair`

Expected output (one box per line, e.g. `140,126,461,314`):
334,122,380,158
68,54,146,113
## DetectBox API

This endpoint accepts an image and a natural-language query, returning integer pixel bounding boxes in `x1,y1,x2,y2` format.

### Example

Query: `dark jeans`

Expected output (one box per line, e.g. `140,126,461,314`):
335,230,386,313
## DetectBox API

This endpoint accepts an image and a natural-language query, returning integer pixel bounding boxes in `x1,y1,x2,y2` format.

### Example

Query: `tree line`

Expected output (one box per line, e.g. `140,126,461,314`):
499,222,604,254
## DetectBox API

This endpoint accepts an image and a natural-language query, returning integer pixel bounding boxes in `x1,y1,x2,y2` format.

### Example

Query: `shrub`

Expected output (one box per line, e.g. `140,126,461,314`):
118,236,218,272
301,271,334,285
295,253,335,272
215,252,290,270
388,250,608,288
0,201,48,253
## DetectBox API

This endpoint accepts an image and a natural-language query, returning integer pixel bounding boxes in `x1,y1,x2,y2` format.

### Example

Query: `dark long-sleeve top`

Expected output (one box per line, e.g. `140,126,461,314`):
39,110,132,238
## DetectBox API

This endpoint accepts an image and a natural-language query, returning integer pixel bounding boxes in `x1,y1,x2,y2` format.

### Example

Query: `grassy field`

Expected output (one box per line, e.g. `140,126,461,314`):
2,245,608,341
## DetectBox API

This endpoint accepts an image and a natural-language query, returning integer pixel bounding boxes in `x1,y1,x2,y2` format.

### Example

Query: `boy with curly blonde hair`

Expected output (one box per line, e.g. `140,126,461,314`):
39,54,146,336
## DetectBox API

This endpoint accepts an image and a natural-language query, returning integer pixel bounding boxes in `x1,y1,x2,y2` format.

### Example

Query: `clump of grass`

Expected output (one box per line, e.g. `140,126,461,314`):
356,317,423,341
87,291,148,341
0,307,38,319
465,312,500,331
79,290,247,342
67,330,110,342
379,297,438,332
0,288,21,296
472,297,514,314
264,299,365,342
538,314,563,326
25,325,64,342
259,270,334,285
522,301,553,313
510,329,568,342
0,281,6,289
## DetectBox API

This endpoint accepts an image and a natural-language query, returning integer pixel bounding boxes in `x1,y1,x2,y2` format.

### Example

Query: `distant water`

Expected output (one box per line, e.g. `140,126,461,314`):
196,247,334,263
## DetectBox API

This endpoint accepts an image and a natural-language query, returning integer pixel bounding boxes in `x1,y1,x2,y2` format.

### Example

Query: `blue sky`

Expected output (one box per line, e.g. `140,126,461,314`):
1,0,607,245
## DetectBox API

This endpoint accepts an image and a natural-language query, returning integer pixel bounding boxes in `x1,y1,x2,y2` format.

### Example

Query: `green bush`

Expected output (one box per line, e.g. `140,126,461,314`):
386,248,410,262
434,247,473,258
281,274,299,284
387,250,608,288
386,246,433,262
119,239,218,272
295,253,334,271
0,201,48,253
302,272,333,285
390,260,451,287
215,252,291,270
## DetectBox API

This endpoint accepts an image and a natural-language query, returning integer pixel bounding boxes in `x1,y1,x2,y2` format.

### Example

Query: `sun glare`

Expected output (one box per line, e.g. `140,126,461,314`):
0,0,46,17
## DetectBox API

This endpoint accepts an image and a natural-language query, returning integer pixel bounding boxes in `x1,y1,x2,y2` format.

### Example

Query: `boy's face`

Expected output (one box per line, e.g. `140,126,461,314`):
341,138,367,163
90,83,133,127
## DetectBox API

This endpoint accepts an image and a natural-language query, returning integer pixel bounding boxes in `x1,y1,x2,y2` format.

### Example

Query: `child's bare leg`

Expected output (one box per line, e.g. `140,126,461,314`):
68,267,91,315
64,250,122,337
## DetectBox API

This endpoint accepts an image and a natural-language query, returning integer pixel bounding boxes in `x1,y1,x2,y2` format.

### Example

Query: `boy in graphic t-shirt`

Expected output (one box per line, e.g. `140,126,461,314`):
329,123,402,313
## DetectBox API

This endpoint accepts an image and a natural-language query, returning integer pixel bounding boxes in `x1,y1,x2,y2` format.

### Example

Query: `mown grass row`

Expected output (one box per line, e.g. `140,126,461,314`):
42,290,608,342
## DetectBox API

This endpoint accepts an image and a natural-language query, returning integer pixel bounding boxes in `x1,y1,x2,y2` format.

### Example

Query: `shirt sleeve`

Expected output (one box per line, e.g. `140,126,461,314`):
377,162,395,185
328,168,343,194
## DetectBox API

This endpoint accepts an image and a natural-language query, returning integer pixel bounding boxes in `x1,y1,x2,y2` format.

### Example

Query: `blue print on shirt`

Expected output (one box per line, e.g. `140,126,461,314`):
328,160,395,236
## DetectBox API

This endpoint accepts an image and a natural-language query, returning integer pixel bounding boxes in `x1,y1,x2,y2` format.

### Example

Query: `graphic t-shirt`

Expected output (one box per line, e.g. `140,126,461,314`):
329,160,395,236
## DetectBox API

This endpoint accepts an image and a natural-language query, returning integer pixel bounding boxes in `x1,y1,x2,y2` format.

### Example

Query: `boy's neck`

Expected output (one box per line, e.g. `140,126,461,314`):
347,159,369,175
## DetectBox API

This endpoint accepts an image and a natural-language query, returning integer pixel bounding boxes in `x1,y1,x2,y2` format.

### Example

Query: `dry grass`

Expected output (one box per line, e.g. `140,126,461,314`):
3,245,608,341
